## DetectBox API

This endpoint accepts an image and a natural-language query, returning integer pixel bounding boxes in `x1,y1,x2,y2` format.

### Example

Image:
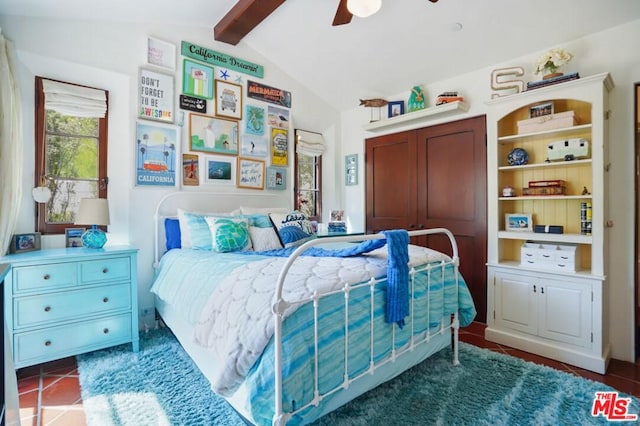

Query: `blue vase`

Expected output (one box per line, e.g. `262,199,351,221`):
82,225,107,248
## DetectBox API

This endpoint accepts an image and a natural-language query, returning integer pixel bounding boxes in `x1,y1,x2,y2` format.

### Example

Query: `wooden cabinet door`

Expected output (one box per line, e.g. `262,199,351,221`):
365,131,418,233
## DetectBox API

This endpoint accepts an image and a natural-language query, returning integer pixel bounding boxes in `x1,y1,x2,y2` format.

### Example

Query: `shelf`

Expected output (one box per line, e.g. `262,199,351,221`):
499,159,591,171
498,231,592,244
499,194,592,201
498,124,592,144
363,101,469,132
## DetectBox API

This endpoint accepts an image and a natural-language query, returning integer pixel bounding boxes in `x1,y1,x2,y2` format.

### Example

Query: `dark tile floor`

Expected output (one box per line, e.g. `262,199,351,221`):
16,321,640,425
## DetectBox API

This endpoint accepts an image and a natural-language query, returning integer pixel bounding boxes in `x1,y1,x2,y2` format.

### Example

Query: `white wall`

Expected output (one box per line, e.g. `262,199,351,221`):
0,16,340,322
340,19,640,363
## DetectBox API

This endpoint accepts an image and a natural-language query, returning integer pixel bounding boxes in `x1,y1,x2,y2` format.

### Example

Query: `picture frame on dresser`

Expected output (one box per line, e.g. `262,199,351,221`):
9,233,41,254
65,228,85,248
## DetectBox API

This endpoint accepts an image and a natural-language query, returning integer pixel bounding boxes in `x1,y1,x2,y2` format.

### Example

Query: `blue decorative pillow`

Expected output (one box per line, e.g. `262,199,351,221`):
177,208,232,250
269,211,315,248
164,218,181,251
205,217,252,253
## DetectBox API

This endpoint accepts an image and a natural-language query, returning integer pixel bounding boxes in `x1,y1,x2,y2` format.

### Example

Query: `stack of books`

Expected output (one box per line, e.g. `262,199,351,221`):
526,72,580,91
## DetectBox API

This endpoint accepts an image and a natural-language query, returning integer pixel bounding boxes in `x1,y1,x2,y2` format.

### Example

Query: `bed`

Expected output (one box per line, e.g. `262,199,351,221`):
149,192,477,425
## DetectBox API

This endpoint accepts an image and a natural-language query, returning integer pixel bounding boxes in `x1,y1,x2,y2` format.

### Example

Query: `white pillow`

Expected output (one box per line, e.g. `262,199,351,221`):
204,216,252,253
248,226,282,251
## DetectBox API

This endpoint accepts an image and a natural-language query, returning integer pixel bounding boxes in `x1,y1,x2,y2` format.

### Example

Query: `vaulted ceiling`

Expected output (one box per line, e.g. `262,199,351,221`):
1,0,640,112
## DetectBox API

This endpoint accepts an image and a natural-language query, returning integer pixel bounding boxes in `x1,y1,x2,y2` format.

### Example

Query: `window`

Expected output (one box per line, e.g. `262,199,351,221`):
294,129,325,222
34,77,109,234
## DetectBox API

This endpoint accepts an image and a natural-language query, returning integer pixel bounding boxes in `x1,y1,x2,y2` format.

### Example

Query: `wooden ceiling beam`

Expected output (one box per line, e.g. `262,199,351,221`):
214,0,287,45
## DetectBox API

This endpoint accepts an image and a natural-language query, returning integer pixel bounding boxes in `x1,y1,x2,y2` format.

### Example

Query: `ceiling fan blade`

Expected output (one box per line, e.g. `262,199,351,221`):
332,0,353,26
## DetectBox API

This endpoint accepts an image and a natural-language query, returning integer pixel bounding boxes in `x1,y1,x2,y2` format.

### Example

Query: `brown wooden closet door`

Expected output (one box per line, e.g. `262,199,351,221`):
415,116,487,322
365,131,417,233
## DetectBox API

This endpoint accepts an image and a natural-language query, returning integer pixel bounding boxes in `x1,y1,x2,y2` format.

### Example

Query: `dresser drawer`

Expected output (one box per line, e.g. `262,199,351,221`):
14,283,131,329
13,263,77,292
80,257,130,283
14,313,132,365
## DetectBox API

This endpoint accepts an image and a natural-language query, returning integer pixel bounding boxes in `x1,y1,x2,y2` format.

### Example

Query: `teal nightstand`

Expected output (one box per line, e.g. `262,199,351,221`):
2,246,139,368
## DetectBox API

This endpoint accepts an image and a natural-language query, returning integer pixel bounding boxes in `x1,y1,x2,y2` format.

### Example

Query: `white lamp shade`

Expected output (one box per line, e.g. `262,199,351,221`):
347,0,382,18
75,198,110,226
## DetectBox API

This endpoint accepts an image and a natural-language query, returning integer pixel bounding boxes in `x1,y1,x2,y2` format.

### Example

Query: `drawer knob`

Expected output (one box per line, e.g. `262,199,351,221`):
44,306,51,312
103,297,109,303
43,274,50,280
102,268,108,274
44,340,52,346
103,328,109,334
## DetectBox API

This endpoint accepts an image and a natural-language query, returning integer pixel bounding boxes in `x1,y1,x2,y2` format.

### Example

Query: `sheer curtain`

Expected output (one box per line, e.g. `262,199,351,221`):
0,28,23,256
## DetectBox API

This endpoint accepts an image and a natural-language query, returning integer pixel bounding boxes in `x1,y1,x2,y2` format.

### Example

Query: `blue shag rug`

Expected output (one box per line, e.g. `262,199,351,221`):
77,327,639,425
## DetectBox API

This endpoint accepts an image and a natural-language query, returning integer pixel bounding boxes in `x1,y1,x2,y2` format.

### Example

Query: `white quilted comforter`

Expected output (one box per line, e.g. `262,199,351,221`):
192,245,446,397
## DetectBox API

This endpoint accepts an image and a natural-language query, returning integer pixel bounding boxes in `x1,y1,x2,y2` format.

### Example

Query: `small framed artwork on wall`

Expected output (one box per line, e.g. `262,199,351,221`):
204,155,236,185
215,80,243,120
189,113,238,155
237,158,265,190
183,59,214,99
345,154,358,186
266,166,287,190
182,153,199,186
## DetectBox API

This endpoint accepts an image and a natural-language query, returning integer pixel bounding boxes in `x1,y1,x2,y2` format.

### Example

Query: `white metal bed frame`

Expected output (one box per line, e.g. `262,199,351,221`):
151,192,463,425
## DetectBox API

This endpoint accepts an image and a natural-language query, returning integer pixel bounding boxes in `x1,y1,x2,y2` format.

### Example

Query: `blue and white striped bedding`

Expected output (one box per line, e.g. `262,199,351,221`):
151,245,476,425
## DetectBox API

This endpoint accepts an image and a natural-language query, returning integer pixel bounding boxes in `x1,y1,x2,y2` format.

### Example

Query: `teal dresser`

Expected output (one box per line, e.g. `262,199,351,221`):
2,246,139,368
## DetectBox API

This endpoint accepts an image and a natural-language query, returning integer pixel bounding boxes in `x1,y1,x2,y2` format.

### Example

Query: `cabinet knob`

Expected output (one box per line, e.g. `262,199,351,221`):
533,285,537,293
408,224,415,228
102,268,108,274
541,287,545,294
44,340,52,346
102,297,109,303
43,274,50,280
103,328,109,334
44,306,51,312
418,224,424,229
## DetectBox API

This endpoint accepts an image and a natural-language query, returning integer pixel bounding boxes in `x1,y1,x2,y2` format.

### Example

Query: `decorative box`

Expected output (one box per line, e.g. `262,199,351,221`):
328,221,346,232
517,111,577,134
528,179,565,188
533,225,564,234
522,186,566,196
520,241,578,272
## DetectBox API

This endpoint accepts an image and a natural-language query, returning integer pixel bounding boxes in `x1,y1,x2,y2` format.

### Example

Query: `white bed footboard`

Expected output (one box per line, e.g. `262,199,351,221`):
271,229,461,426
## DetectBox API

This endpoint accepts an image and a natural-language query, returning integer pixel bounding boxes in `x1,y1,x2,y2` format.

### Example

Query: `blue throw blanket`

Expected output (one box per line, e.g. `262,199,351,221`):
381,230,410,327
243,237,387,257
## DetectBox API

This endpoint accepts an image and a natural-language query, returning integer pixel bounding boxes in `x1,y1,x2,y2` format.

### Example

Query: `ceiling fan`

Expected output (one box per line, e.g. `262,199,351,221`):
332,0,440,26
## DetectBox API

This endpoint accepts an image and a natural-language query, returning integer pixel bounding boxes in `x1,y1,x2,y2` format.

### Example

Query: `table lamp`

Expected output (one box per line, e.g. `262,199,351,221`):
75,198,110,248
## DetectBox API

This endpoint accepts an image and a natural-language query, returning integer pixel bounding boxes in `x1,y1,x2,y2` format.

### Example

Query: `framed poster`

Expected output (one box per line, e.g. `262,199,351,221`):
237,158,265,190
240,135,268,157
215,80,243,120
183,59,214,99
245,104,265,135
182,153,199,186
147,37,176,71
266,166,286,190
139,68,174,123
270,127,289,166
135,120,179,187
345,153,358,186
189,113,238,155
267,105,289,129
204,155,236,185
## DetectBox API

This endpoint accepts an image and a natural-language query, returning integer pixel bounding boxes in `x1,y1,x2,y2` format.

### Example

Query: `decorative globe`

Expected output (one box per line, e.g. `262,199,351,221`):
507,148,529,166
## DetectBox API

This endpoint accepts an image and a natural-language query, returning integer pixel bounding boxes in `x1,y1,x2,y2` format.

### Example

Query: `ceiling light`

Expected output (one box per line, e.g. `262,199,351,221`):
347,0,382,18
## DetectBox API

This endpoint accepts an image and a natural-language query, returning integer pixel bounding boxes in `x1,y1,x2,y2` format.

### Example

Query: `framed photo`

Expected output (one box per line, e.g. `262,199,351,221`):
388,100,405,118
240,134,268,157
267,105,290,129
270,127,289,166
135,120,179,187
215,80,243,120
139,68,174,123
9,233,41,254
237,158,265,190
204,155,236,185
505,213,533,232
182,153,199,186
266,166,287,190
345,153,358,186
183,59,214,99
189,113,238,155
529,102,554,118
147,37,176,71
65,228,85,248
